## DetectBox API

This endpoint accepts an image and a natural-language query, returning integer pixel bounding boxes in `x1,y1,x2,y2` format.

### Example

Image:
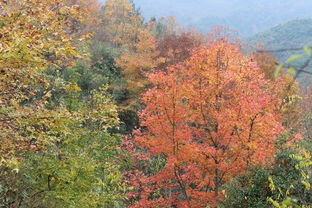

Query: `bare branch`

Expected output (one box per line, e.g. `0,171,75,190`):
257,46,312,53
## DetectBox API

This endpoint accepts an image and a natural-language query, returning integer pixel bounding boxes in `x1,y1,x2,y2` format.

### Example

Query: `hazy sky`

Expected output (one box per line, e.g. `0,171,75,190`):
102,0,312,36
132,0,312,36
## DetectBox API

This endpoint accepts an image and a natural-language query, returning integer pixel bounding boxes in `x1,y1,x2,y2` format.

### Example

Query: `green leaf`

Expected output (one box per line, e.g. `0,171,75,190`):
281,197,292,206
268,197,281,208
268,177,275,191
304,46,311,56
274,64,284,78
287,67,296,76
287,55,303,63
301,180,311,190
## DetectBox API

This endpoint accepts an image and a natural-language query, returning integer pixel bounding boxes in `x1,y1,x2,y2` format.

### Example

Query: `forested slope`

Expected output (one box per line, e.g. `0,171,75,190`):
248,19,312,61
0,0,311,207
248,19,312,86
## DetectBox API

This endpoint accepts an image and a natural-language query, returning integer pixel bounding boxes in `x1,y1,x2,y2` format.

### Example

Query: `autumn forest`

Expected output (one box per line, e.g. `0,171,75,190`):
0,0,311,207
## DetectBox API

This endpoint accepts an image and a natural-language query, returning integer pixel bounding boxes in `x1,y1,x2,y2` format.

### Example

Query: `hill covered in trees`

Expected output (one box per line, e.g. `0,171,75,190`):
0,0,311,207
248,19,312,61
247,19,312,86
133,0,312,36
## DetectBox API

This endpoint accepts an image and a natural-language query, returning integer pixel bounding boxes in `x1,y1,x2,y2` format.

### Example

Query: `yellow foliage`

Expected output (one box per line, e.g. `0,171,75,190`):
0,0,86,164
102,0,163,108
102,0,142,46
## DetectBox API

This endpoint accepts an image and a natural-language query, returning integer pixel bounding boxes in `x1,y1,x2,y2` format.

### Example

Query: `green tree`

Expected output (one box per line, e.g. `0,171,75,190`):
220,142,312,208
0,1,125,207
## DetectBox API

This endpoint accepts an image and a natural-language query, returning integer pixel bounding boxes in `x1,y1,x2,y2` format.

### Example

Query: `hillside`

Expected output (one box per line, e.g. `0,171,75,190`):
132,0,312,36
247,19,312,86
2,1,312,207
248,19,312,60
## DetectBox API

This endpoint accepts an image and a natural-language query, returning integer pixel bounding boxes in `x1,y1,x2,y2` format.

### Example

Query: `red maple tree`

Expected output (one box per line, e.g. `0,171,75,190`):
126,40,283,208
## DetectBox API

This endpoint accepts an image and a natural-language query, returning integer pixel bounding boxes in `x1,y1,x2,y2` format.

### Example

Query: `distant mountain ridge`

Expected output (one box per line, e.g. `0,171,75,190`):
247,19,312,61
132,0,312,37
247,19,312,87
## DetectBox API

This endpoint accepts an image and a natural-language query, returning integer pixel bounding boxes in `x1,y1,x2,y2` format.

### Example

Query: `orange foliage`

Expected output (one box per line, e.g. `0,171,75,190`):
156,30,204,69
116,30,162,103
254,52,302,129
100,0,162,107
68,0,102,33
127,40,283,208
